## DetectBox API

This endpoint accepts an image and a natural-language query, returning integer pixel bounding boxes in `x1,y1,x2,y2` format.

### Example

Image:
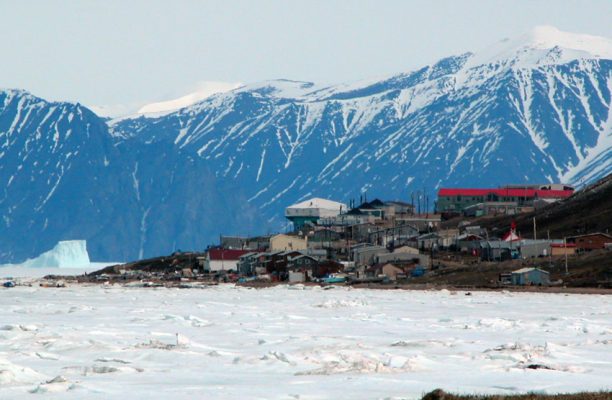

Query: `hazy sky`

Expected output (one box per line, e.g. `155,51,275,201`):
1,0,611,114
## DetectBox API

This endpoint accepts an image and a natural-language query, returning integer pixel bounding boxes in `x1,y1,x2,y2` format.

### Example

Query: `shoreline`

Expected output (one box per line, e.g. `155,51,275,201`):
236,281,612,295
7,275,612,295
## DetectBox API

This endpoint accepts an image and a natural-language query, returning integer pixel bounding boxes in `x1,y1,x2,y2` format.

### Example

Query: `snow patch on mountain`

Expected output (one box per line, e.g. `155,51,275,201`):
137,81,242,116
524,25,612,57
469,26,612,68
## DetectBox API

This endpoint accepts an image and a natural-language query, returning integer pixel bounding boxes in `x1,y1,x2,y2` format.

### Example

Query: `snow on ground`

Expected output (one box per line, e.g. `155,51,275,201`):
0,266,107,279
0,285,610,399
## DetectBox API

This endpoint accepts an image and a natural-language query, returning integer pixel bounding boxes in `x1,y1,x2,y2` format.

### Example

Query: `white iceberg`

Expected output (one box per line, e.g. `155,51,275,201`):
18,240,91,269
0,240,118,277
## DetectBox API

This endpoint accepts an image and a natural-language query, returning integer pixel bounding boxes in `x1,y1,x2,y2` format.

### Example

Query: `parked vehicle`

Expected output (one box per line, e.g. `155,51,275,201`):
411,266,425,277
323,274,347,284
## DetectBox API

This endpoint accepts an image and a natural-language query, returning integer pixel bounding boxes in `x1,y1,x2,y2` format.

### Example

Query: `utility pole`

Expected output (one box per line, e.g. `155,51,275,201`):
564,237,569,275
533,217,537,240
486,231,491,262
430,245,434,270
547,230,552,268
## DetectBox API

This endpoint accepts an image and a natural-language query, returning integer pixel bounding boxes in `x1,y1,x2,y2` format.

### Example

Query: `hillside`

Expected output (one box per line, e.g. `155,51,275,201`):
408,250,612,288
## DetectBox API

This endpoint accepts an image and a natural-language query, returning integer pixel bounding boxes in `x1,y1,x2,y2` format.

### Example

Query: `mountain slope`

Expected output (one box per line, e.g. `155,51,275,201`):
113,27,612,226
0,91,263,262
0,90,134,262
1,26,611,263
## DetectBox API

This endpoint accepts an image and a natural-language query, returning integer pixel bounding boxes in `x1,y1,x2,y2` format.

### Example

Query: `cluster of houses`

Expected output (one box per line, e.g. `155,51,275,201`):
197,197,437,283
195,183,610,286
201,246,343,283
454,225,612,262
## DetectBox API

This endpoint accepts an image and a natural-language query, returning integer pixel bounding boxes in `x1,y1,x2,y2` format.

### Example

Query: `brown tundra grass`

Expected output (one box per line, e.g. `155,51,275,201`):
421,389,612,400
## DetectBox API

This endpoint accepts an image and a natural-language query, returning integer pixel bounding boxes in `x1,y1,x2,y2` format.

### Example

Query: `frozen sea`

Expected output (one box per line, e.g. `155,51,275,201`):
0,285,610,399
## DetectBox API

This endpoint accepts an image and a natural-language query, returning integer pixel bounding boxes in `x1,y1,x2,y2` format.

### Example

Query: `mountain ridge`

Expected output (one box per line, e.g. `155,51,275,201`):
1,26,611,263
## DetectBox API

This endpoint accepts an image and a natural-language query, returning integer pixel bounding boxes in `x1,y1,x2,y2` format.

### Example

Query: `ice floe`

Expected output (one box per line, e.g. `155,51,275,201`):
0,286,610,399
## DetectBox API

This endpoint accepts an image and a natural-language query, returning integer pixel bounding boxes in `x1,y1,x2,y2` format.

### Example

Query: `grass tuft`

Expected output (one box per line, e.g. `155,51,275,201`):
421,389,612,400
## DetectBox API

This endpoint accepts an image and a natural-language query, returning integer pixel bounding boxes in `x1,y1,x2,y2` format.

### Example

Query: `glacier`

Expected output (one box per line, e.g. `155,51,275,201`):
0,26,611,262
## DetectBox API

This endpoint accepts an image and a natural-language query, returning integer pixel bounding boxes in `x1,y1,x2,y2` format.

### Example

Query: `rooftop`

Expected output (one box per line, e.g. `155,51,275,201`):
208,249,252,260
512,267,550,274
286,197,347,211
438,188,573,198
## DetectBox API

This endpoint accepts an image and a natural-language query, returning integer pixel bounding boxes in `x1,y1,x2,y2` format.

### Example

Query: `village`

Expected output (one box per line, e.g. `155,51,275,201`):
84,179,612,289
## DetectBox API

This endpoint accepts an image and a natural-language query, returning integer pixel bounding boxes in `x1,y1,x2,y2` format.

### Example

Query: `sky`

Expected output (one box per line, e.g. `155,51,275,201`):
0,0,611,116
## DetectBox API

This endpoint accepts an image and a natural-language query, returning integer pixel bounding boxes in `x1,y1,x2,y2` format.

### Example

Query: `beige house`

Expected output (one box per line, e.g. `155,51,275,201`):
550,243,576,256
367,263,406,281
270,234,308,252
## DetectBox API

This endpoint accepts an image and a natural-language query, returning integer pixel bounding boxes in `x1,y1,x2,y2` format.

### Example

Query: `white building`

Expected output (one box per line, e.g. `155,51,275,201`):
285,197,347,229
200,249,251,272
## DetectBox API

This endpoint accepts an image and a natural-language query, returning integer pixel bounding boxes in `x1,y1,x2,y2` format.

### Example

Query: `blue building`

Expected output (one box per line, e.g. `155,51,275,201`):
511,267,550,286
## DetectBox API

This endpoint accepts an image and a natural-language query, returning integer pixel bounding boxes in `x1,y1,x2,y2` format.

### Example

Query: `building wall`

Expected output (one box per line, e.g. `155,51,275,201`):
551,247,576,256
512,270,550,285
382,264,404,281
437,195,485,212
480,244,512,261
238,255,260,274
353,246,386,266
519,241,551,258
206,259,240,272
457,240,481,252
287,216,318,230
571,234,612,250
418,238,441,250
377,252,430,266
270,235,308,252
309,229,342,242
288,271,306,283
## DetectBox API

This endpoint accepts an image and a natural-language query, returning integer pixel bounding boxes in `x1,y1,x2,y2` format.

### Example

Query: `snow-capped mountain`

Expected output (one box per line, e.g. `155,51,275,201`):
1,26,611,262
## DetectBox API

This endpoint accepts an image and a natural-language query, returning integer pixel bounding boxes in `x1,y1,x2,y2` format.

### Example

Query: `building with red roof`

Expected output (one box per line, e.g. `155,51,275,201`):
204,249,252,272
436,185,574,215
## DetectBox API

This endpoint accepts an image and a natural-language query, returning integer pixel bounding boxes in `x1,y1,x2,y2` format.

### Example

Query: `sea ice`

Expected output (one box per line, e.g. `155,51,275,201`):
0,285,610,399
